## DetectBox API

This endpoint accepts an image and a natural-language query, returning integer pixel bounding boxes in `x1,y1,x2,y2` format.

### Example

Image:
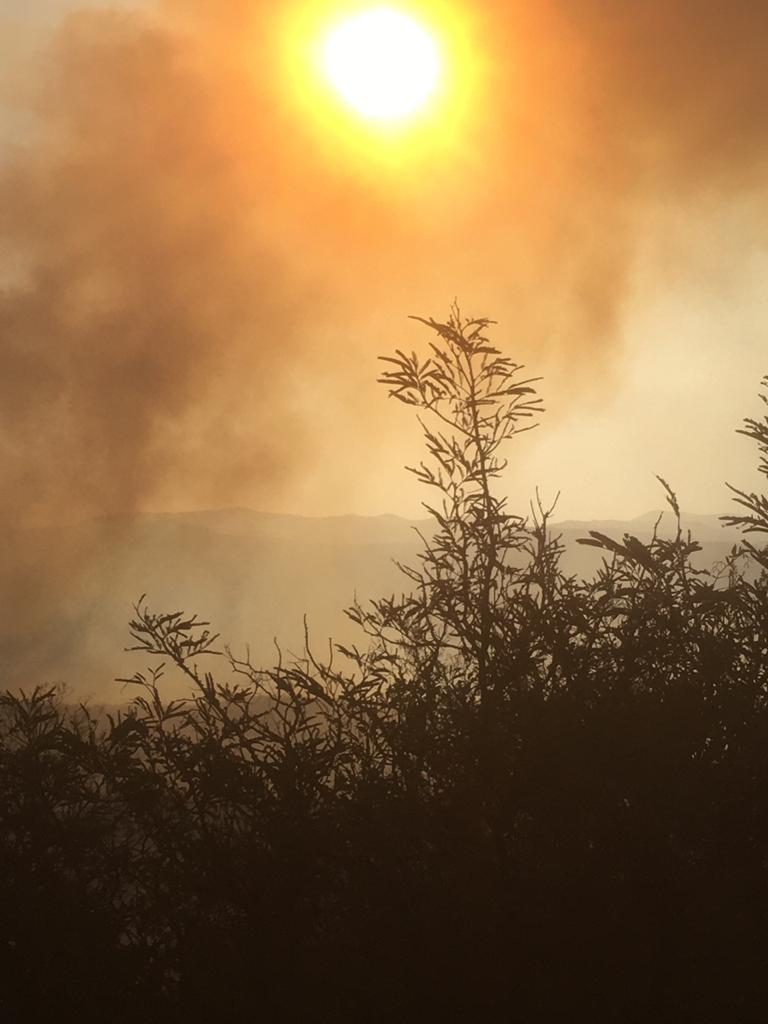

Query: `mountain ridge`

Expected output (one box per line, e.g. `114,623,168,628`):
1,507,747,700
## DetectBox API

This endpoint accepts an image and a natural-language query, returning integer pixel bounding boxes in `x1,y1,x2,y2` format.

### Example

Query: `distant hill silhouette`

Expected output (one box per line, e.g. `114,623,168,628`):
1,508,743,699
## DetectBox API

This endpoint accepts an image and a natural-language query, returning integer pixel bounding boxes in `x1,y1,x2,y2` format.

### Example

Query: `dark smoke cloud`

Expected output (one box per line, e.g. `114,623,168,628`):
1,0,768,688
0,3,317,682
0,7,312,526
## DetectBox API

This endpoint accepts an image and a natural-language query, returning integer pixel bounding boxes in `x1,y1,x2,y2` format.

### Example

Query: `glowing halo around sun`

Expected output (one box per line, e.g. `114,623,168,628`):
322,7,441,120
274,1,481,172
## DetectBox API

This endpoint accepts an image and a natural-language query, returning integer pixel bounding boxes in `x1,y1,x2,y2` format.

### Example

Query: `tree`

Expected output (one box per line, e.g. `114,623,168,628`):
724,374,768,567
373,306,543,709
6,309,768,1020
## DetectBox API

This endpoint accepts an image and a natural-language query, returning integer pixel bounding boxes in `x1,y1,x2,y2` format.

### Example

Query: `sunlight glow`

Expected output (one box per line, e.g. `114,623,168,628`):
322,8,441,120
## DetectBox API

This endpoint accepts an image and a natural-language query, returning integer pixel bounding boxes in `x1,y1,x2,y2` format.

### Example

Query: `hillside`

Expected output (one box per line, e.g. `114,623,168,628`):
1,508,745,699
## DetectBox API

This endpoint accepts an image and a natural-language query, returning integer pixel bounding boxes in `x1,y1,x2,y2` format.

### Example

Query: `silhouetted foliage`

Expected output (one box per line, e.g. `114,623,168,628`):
3,309,768,1021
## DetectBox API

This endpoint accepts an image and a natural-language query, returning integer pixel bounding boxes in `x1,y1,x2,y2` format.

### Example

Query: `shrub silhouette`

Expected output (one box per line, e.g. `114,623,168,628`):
3,309,768,1021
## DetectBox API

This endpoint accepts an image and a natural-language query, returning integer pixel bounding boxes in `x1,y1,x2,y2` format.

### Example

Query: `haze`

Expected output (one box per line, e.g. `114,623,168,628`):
2,0,768,693
3,0,768,526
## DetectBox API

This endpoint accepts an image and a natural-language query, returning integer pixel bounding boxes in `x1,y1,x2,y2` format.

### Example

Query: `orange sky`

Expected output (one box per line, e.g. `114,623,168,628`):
2,0,768,526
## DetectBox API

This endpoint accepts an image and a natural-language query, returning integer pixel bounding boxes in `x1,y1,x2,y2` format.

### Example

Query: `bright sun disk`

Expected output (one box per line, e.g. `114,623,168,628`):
322,7,440,120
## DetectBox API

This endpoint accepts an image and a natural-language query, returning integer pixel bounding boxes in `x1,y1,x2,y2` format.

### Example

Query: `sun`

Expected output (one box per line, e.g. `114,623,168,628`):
322,7,441,121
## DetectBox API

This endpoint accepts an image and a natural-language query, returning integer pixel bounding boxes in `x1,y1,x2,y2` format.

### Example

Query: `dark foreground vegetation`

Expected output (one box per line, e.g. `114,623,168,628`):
4,311,768,1022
